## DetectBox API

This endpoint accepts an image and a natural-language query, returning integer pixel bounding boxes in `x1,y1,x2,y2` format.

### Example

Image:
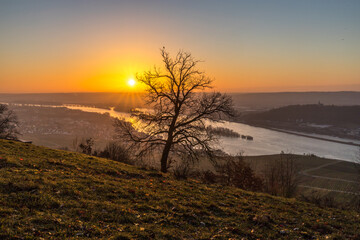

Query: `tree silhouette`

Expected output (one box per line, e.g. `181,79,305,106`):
0,104,19,140
115,48,234,172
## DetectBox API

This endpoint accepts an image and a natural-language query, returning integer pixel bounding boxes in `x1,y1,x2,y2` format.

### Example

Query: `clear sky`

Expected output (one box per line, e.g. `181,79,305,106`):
0,0,359,93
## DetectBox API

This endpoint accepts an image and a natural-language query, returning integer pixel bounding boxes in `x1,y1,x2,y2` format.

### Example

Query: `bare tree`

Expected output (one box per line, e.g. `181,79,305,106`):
0,104,19,140
262,153,300,198
115,48,234,172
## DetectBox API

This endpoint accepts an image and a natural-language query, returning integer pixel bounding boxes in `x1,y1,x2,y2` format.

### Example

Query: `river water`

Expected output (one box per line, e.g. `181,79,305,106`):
212,121,358,162
9,103,360,162
66,105,359,162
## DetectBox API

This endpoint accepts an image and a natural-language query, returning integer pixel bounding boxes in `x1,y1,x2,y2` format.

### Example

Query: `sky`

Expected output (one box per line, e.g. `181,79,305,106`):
0,0,359,93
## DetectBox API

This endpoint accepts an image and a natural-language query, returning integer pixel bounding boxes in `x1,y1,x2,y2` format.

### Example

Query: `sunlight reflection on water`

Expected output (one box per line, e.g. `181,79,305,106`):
10,103,359,162
69,105,359,162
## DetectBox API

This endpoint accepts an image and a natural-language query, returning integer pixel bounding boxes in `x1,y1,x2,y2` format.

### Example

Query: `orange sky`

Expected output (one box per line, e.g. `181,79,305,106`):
1,1,359,93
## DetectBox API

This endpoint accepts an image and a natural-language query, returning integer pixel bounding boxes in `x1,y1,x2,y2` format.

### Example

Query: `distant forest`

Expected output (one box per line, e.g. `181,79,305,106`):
241,104,360,126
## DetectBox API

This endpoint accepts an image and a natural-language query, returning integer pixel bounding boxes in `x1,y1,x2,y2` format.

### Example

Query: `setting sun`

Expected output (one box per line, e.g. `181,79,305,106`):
1,1,360,238
127,78,136,87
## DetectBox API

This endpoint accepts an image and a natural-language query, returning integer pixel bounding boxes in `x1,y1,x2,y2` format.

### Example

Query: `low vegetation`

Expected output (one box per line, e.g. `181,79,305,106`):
206,126,240,138
202,155,263,192
0,139,359,239
261,154,300,198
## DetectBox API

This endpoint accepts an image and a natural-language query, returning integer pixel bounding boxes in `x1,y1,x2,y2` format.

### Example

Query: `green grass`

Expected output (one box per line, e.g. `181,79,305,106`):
0,139,359,239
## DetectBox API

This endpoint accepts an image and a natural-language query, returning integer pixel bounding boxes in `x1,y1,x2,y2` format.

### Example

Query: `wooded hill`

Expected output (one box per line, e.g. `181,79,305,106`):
241,104,360,126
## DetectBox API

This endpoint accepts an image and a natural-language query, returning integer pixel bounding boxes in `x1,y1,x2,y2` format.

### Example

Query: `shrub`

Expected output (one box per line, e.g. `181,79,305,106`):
213,155,263,191
97,141,131,164
262,153,300,197
200,170,218,184
172,157,191,180
79,138,94,155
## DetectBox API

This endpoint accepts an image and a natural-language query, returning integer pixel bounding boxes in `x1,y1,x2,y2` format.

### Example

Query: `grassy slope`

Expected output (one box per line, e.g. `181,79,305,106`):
0,140,359,239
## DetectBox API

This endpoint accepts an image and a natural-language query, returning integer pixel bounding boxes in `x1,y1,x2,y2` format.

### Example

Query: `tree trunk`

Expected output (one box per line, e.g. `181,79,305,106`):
160,108,179,173
160,138,172,173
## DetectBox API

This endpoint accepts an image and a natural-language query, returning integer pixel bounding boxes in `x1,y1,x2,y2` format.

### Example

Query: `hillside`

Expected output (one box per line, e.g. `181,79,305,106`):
0,140,359,239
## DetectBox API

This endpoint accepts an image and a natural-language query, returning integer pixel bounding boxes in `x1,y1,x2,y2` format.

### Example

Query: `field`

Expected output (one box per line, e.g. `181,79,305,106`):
0,139,359,239
243,155,359,203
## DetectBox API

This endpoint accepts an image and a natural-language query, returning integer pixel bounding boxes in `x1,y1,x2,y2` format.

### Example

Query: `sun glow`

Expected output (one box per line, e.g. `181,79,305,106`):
127,78,136,87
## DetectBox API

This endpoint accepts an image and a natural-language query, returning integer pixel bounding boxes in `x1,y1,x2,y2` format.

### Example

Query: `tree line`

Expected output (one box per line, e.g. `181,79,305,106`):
242,104,360,125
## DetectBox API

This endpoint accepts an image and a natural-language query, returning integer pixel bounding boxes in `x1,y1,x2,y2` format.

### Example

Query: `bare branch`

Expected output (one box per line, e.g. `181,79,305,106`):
115,48,235,172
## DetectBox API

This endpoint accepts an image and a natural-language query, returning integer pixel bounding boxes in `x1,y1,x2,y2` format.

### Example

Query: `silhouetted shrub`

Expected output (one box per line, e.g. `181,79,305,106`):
200,170,218,184
97,141,131,164
214,155,263,191
79,138,94,155
172,157,192,180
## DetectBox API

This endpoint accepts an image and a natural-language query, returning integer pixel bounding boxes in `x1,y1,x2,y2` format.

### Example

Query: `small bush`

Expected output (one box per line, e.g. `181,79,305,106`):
79,138,94,155
172,158,191,180
213,155,264,191
97,141,131,164
200,170,218,184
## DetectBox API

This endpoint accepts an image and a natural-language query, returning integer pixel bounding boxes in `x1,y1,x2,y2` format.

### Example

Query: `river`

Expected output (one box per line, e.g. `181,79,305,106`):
212,121,358,162
66,105,359,162
7,103,360,162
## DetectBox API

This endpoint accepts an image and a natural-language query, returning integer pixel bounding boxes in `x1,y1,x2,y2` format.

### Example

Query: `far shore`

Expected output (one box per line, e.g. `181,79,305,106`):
236,121,360,147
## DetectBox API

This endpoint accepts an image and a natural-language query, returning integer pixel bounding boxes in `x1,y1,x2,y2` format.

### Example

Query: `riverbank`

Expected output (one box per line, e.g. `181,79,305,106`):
236,121,360,147
4,102,359,162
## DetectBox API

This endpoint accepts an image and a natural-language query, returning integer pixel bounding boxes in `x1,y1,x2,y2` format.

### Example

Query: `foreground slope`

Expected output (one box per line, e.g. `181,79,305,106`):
0,140,359,239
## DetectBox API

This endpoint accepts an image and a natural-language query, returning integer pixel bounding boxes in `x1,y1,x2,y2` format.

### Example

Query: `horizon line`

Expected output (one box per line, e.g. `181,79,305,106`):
1,90,360,95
